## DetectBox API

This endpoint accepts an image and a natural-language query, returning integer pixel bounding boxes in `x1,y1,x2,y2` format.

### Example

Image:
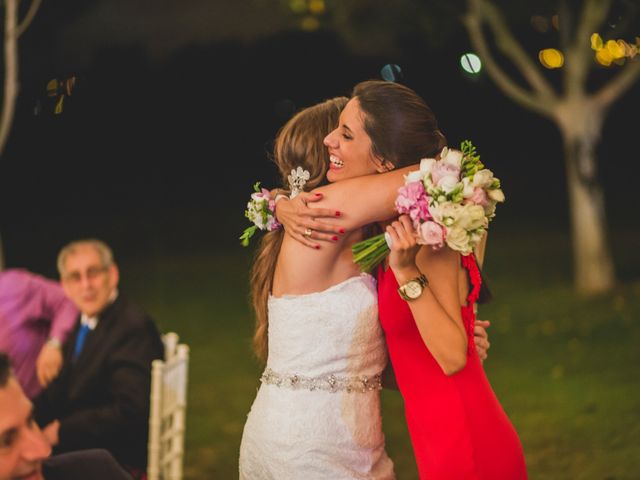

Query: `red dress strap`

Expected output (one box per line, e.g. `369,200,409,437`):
461,253,482,355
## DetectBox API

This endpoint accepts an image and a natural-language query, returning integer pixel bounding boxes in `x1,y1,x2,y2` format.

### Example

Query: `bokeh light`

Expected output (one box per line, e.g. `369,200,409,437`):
596,48,614,66
591,32,638,67
380,64,403,82
460,53,482,75
538,48,564,69
591,33,603,51
289,0,306,15
606,39,625,60
530,15,550,33
308,0,325,16
301,16,320,31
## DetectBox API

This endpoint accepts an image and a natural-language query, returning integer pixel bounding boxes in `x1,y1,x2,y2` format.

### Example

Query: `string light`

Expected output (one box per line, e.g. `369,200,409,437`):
591,33,639,67
538,48,564,69
460,53,482,75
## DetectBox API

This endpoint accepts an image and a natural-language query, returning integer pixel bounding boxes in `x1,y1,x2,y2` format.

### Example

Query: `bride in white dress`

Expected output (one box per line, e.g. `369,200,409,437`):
240,274,392,479
239,97,417,479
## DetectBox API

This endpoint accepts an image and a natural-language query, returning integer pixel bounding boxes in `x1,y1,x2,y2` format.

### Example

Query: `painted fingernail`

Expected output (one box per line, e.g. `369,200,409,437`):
315,193,323,197
315,245,320,250
332,236,339,241
335,211,341,217
339,228,345,234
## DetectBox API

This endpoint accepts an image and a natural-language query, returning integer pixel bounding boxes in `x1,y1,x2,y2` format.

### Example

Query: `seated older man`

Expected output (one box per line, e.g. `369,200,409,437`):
33,239,164,475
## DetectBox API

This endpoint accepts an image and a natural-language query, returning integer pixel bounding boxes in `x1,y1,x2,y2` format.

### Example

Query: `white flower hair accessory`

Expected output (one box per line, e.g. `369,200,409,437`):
288,167,310,198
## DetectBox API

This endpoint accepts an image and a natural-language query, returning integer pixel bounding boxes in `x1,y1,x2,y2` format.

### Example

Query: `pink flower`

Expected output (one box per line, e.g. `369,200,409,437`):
396,182,426,212
431,161,461,186
396,181,432,226
468,187,489,206
251,188,272,203
418,221,445,249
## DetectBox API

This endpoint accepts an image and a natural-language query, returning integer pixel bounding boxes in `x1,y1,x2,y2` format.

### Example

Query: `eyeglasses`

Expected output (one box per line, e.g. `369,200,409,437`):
63,265,108,284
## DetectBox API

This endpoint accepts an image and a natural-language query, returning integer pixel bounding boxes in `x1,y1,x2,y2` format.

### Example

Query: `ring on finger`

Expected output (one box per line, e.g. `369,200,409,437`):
303,228,313,238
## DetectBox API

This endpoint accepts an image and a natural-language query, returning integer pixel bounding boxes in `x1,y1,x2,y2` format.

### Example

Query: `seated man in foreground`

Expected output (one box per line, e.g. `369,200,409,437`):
0,351,132,480
33,239,164,474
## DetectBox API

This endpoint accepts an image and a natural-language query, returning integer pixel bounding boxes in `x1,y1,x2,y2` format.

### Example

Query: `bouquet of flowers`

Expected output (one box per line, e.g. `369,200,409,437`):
239,182,281,247
352,140,505,272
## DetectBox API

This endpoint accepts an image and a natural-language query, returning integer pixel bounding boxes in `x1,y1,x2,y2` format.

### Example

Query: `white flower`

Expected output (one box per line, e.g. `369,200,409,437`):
437,175,460,194
462,177,475,198
472,169,494,189
441,148,463,168
488,188,505,202
405,170,423,183
456,204,487,231
446,225,471,254
419,157,437,175
246,202,266,230
484,202,497,218
250,193,269,204
431,202,461,224
469,229,486,247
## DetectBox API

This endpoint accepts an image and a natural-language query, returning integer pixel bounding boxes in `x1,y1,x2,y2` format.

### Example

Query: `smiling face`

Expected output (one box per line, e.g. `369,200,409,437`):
323,98,388,183
0,378,50,480
60,244,119,317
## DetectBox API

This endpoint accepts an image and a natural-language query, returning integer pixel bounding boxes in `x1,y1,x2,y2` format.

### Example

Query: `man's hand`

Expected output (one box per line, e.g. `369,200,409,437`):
474,319,491,363
36,342,63,387
42,420,60,446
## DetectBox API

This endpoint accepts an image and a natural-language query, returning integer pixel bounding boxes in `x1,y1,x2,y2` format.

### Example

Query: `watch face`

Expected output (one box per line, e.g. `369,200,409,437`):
405,280,422,298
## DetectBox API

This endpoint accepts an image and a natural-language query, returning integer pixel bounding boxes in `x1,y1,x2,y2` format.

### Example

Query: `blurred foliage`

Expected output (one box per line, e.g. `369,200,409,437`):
280,0,639,60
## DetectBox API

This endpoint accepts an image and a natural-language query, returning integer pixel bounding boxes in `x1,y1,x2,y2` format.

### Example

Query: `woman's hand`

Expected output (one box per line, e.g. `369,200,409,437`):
474,319,491,362
276,192,344,248
386,215,422,280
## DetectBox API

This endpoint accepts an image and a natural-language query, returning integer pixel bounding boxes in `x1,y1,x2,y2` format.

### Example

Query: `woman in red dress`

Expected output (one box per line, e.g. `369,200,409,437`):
378,215,527,479
278,80,527,478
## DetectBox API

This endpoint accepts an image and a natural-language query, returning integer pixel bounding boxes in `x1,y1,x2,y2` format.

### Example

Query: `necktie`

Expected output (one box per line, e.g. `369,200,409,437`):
73,323,91,359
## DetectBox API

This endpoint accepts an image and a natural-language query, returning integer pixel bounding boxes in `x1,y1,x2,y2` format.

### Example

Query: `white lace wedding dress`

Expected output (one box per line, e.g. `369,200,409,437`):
239,273,395,479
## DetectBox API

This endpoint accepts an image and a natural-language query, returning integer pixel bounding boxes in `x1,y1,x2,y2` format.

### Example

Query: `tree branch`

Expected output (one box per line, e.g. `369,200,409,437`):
593,59,640,108
463,0,556,117
17,0,43,38
471,0,557,101
564,0,612,90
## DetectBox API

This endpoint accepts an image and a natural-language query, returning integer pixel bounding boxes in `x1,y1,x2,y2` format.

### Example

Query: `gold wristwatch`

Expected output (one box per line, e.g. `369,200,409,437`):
397,273,429,301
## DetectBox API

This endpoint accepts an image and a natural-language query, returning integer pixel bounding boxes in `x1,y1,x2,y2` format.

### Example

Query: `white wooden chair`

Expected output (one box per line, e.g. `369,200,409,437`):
147,332,189,480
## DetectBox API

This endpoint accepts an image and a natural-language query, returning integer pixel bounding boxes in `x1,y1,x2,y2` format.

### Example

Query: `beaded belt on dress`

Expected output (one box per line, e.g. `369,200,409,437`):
260,367,383,393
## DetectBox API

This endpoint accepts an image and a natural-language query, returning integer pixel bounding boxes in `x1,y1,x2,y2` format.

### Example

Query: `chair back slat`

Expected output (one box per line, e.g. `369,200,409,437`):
147,332,189,480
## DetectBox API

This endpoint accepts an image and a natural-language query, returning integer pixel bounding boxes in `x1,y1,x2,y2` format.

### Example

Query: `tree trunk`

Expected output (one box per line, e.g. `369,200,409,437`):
559,106,615,294
0,0,19,156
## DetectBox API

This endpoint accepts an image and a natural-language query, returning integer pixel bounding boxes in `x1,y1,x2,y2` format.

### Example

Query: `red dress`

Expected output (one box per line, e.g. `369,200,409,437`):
378,254,527,479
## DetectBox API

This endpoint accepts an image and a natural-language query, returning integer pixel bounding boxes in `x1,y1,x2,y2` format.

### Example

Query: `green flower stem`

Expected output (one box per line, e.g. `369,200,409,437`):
352,234,390,272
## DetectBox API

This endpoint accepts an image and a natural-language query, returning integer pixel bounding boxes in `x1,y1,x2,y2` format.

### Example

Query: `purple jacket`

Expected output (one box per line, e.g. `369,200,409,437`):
0,269,78,397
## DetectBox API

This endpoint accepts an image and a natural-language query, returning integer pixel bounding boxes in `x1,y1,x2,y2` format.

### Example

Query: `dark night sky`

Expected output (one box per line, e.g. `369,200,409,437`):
1,0,638,276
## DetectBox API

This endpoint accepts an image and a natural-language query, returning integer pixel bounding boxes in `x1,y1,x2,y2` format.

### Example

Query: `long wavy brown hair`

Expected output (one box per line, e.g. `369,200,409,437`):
251,97,348,362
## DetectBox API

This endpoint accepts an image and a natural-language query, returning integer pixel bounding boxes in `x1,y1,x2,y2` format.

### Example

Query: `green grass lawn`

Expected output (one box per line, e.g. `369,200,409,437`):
120,226,640,479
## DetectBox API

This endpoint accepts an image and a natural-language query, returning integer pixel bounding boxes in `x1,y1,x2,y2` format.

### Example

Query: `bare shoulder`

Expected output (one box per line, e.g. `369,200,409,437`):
418,245,459,273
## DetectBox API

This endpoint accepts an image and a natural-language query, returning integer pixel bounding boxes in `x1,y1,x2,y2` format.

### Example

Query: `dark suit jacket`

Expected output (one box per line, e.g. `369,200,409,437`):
34,296,164,471
42,449,133,480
